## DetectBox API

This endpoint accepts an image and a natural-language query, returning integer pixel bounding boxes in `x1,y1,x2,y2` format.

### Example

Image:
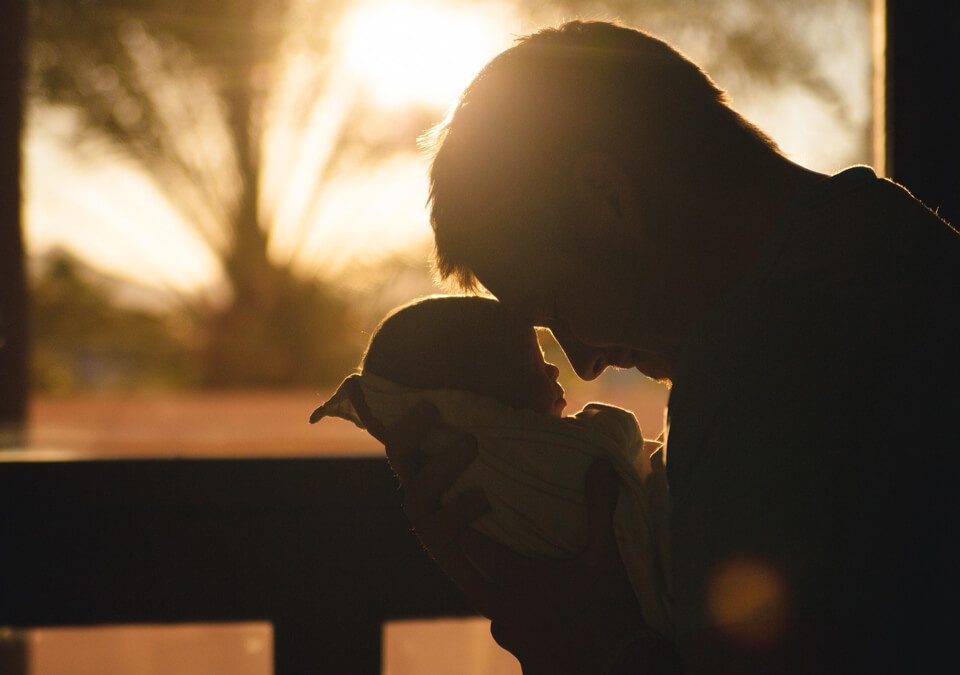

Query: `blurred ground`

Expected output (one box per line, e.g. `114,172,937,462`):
20,619,522,675
26,385,669,458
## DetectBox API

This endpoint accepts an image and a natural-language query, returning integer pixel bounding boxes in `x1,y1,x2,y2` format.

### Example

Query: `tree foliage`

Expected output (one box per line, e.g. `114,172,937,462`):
30,250,200,392
28,0,362,388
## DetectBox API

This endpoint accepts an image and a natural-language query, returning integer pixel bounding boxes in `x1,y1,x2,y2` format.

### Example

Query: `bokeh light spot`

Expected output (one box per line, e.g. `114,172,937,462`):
707,557,791,647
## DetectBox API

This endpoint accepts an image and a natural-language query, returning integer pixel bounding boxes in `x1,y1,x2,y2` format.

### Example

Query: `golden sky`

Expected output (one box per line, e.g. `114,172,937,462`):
24,0,873,297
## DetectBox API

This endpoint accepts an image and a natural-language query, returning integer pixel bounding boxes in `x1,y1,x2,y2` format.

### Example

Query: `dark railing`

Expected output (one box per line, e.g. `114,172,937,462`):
0,457,473,673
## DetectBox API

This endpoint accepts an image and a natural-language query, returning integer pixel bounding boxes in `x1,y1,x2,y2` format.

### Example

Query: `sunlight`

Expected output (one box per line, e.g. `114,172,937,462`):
268,0,520,276
338,0,517,109
297,153,434,276
25,108,221,299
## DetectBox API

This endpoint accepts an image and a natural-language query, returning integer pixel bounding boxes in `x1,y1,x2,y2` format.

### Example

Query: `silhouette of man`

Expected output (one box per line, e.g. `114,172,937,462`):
387,21,960,673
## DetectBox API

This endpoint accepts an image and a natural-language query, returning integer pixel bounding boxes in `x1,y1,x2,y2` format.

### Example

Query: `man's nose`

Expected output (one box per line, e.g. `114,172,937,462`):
569,351,608,380
549,325,609,381
545,363,560,380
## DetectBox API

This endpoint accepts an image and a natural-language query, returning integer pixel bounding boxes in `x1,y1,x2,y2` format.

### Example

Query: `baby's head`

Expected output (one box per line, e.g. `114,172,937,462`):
362,295,566,416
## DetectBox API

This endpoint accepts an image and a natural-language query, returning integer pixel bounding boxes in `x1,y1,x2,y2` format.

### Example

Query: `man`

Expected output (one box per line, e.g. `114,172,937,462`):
387,20,960,673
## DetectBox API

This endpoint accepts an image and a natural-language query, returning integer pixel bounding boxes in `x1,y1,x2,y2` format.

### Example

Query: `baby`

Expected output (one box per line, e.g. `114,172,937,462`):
310,295,672,638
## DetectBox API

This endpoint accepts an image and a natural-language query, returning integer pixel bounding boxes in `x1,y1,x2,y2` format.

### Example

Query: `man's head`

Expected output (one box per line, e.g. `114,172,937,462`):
362,295,566,416
424,20,786,382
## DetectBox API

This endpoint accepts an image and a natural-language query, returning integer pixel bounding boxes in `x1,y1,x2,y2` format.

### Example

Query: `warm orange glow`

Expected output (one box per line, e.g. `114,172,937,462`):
25,1,875,295
338,0,516,109
258,1,521,276
871,0,888,176
24,109,220,295
706,557,791,646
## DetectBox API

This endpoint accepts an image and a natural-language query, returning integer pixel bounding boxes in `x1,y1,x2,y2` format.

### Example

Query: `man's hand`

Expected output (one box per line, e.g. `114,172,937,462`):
463,462,673,674
384,402,493,601
384,402,678,673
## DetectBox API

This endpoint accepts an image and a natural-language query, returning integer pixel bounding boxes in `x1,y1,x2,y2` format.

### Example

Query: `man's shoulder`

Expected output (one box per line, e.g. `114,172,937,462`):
674,167,960,406
771,166,960,290
666,168,960,493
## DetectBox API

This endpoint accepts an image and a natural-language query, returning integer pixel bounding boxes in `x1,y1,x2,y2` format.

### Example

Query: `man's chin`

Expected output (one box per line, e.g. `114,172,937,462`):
631,352,675,384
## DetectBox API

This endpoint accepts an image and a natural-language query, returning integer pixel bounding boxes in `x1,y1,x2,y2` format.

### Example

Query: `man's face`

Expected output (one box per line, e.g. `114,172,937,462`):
467,150,694,382
474,245,679,383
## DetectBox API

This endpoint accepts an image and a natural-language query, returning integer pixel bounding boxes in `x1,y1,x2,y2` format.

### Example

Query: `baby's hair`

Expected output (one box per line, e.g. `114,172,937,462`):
362,295,532,401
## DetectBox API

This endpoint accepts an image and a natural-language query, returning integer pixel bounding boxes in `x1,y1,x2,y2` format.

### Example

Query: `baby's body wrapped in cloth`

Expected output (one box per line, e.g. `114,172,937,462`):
311,371,673,640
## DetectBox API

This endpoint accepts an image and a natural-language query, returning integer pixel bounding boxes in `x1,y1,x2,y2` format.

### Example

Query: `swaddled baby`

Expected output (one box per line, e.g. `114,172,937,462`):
309,295,673,638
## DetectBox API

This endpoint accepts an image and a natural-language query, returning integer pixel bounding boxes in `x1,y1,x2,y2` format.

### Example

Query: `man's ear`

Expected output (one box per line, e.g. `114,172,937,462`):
572,152,634,229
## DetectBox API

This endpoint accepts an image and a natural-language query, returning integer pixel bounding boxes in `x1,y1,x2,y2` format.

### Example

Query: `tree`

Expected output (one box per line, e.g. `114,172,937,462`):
27,0,362,387
30,250,200,392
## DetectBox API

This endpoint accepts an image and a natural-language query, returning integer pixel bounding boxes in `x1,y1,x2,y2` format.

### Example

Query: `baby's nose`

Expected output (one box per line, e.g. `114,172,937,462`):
545,363,560,380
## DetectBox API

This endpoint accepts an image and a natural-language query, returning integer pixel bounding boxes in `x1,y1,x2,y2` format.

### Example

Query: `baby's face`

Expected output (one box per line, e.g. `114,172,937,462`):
514,329,566,417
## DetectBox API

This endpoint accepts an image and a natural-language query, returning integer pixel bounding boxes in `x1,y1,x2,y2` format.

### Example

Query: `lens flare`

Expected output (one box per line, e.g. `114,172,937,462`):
706,557,791,647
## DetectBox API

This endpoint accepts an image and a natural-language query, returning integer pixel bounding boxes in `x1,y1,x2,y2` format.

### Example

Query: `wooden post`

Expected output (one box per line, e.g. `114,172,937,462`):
0,0,28,447
0,628,28,675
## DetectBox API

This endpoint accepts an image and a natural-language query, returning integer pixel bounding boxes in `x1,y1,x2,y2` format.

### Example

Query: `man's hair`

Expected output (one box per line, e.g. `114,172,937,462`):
362,295,531,399
423,20,779,290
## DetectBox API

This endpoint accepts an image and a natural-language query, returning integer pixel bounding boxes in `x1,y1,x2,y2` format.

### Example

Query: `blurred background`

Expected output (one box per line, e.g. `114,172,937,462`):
16,0,875,671
24,0,875,458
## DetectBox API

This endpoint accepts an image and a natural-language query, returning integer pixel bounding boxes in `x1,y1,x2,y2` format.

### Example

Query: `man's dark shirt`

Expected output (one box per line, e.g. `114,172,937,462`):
665,167,960,673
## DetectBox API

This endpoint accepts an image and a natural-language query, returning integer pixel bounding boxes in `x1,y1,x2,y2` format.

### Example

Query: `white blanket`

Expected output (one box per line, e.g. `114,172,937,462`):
310,373,673,639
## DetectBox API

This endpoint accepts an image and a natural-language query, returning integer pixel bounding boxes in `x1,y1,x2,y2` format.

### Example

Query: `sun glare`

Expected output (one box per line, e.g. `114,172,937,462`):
338,0,517,109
